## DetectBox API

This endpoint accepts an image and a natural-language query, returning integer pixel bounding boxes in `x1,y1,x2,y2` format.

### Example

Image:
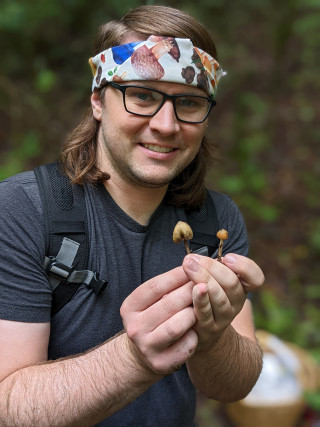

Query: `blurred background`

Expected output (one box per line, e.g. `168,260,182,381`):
1,0,319,425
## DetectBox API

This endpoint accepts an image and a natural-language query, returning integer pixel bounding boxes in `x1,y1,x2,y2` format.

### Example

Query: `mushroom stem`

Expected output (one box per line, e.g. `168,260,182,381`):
151,40,172,59
216,229,229,262
184,240,191,254
217,240,223,262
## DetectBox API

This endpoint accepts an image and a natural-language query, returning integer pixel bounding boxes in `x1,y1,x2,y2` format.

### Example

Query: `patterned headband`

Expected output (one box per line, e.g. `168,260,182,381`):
89,36,226,97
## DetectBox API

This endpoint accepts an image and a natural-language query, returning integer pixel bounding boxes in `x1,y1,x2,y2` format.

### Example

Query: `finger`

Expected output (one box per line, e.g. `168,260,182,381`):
192,283,213,325
123,266,189,312
183,255,245,307
145,327,198,374
183,256,248,330
150,306,196,349
141,280,195,331
222,254,265,291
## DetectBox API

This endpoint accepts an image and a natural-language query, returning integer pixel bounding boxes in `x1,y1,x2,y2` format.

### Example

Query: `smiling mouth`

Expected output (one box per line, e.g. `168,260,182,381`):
142,143,175,153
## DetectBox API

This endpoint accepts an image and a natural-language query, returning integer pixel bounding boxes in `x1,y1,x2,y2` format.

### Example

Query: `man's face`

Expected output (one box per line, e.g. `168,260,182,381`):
92,80,208,190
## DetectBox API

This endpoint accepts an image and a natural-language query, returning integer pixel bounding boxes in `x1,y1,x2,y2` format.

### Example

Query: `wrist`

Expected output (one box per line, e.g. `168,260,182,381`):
119,333,163,383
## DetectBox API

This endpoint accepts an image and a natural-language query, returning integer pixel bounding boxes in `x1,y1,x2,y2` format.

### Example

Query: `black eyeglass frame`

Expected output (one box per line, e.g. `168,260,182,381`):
107,81,216,124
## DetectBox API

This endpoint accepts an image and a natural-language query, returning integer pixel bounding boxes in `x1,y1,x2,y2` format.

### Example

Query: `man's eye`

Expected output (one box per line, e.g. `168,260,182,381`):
137,92,151,101
182,98,194,107
178,97,198,108
130,90,154,102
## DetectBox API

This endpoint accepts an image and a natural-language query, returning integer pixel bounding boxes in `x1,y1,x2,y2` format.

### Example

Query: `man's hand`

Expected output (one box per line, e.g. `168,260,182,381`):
182,253,264,352
120,267,198,375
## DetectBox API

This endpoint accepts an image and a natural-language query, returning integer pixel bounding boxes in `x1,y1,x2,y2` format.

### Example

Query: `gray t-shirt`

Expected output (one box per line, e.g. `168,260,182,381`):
0,170,249,426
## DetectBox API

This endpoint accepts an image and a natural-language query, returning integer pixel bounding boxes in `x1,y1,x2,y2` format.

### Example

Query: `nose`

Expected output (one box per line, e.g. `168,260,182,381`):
148,100,180,135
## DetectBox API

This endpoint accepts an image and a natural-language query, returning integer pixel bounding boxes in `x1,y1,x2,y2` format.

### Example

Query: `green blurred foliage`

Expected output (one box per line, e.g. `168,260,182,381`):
0,1,319,420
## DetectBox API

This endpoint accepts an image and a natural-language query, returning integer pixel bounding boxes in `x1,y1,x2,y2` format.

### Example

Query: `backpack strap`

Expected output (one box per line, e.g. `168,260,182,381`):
187,191,220,257
34,162,107,316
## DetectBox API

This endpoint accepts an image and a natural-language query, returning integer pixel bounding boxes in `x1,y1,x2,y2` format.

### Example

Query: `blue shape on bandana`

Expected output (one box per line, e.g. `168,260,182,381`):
112,42,141,64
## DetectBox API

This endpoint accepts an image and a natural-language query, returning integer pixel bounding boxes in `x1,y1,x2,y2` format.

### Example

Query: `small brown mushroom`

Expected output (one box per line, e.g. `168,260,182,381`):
181,66,196,84
112,71,128,82
148,37,180,62
131,45,165,80
131,38,180,80
173,221,193,254
166,37,180,62
95,66,103,85
197,70,210,93
216,229,229,262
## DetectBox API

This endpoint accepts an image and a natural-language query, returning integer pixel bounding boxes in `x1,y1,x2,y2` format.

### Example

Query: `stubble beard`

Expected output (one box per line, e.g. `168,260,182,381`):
110,154,185,189
100,128,192,189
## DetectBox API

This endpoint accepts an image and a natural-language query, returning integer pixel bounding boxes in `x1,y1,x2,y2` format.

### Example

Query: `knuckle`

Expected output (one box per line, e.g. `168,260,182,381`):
125,326,135,341
167,323,179,341
137,341,150,359
199,304,213,322
184,329,198,355
215,295,228,310
119,301,127,318
125,322,140,341
120,303,127,320
160,294,174,314
229,273,240,289
150,358,167,374
148,278,162,299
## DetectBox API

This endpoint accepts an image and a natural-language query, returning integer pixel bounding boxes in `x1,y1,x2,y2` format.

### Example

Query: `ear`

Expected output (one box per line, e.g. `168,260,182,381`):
91,91,102,121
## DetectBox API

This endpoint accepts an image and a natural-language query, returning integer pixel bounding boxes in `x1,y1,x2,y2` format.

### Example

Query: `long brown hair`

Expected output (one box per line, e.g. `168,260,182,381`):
60,5,218,210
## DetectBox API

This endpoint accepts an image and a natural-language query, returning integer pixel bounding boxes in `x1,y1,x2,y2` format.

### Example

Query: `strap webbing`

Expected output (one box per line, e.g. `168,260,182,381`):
34,162,107,316
43,237,79,291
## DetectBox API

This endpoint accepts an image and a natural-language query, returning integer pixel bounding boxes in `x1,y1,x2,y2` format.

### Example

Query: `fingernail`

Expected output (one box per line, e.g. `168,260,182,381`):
186,254,199,262
195,283,208,295
224,254,236,264
187,256,200,272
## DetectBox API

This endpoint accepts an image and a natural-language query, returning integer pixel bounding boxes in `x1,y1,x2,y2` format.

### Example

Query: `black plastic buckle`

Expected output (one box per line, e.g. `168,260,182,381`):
86,274,108,296
46,257,74,280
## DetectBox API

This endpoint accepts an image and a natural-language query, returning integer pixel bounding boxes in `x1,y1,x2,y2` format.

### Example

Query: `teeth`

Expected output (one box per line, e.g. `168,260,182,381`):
143,144,174,153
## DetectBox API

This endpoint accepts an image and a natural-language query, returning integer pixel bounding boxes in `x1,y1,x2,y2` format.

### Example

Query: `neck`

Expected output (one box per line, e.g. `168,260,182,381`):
103,178,167,226
96,134,169,225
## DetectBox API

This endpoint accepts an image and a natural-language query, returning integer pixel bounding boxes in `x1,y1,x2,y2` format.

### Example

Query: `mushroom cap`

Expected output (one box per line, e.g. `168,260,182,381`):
181,66,196,84
173,221,193,244
88,57,97,76
95,66,103,85
167,37,180,62
216,229,229,240
147,36,180,62
131,45,164,80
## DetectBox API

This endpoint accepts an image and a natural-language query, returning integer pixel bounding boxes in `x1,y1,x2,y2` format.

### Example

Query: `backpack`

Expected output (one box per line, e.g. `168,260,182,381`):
34,161,220,316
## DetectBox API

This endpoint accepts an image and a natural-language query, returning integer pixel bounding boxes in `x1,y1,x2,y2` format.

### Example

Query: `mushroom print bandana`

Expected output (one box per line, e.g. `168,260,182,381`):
89,36,226,97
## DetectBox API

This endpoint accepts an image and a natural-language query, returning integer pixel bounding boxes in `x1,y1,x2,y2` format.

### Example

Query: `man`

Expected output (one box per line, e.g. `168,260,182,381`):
0,5,264,426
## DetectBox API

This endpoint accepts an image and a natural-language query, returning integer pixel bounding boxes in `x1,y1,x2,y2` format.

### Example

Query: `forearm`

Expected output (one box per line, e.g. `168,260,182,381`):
186,326,263,402
0,332,161,426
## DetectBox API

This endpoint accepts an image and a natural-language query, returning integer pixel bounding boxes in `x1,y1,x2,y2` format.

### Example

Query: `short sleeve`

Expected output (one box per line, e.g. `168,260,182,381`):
0,172,52,322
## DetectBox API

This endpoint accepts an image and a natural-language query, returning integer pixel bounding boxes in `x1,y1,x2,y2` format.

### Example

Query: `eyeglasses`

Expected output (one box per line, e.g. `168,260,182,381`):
107,82,216,124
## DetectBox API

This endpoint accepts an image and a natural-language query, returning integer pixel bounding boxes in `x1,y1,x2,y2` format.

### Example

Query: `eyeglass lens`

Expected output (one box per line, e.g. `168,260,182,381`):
123,86,212,123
